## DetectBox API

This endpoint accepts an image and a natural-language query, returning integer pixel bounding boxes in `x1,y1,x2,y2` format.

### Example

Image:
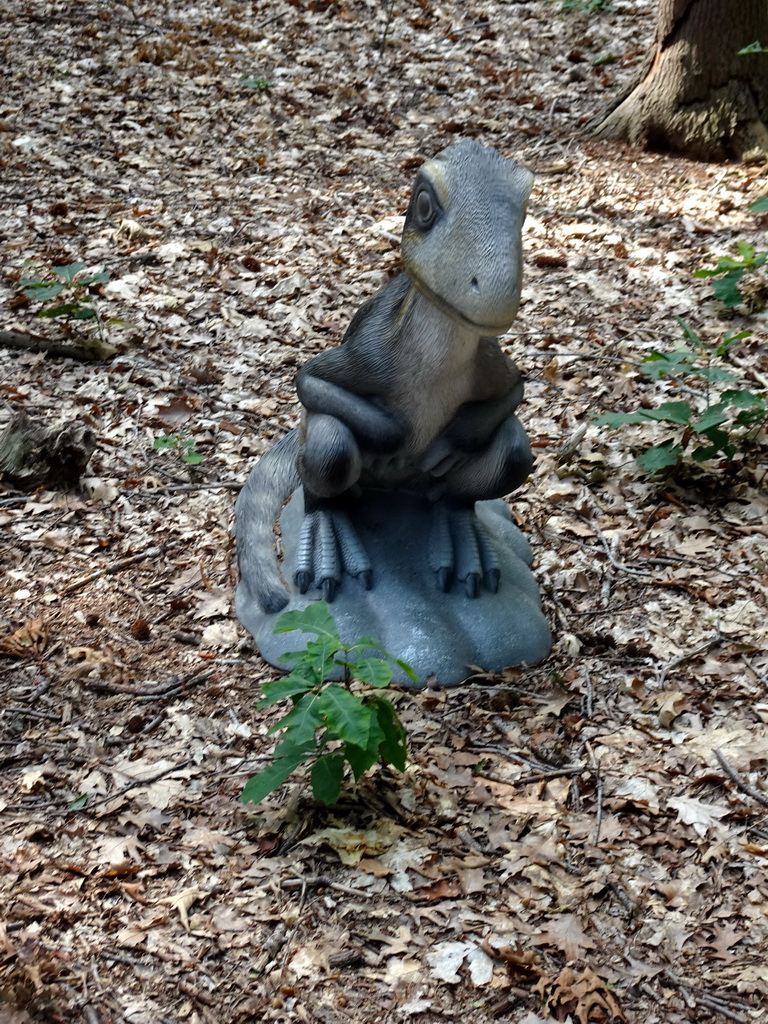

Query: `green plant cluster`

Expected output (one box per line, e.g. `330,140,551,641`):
20,261,110,320
694,196,768,307
239,75,272,91
241,602,415,806
595,320,766,472
152,431,204,466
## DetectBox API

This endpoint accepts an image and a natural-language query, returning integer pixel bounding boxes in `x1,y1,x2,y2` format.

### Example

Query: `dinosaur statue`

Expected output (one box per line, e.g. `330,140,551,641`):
235,140,550,685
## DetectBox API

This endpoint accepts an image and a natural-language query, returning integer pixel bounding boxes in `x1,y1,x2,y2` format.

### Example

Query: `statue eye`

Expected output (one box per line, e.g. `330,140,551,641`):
415,187,435,226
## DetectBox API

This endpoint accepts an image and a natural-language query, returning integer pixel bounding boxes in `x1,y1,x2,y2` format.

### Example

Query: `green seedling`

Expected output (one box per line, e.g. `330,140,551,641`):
152,431,204,466
241,602,416,806
239,75,272,91
695,197,768,307
19,261,122,343
595,319,766,471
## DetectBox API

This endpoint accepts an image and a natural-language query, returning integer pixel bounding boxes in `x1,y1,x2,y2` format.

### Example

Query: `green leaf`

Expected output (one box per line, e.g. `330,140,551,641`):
692,430,735,461
693,405,728,433
240,75,272,91
372,696,407,771
21,281,64,301
697,425,733,452
68,793,91,810
257,673,315,708
354,656,393,688
51,261,85,281
38,302,82,318
642,401,693,425
343,738,383,781
711,270,745,307
318,685,372,749
692,366,738,383
636,442,682,472
394,657,420,683
311,754,345,804
273,602,340,645
181,450,204,465
739,41,765,54
716,330,751,355
347,638,418,683
735,407,768,427
79,271,110,286
722,389,766,410
675,317,703,349
736,241,756,262
268,692,322,748
749,195,768,213
153,435,178,450
241,749,308,803
72,306,97,320
348,635,389,656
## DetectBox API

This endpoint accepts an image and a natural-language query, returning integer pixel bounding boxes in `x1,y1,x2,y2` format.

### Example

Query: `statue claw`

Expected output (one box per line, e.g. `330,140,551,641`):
295,570,312,594
484,567,500,594
436,566,453,592
429,502,501,599
291,498,372,603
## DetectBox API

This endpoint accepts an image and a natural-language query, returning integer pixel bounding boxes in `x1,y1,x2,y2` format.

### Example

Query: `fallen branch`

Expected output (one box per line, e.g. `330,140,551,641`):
0,328,116,361
715,749,768,810
60,546,161,595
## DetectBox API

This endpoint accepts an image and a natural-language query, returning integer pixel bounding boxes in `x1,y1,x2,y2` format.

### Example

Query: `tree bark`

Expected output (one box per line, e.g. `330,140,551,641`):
594,0,768,161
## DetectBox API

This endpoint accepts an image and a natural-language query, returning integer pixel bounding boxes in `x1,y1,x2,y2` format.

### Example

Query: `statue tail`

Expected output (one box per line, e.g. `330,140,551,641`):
235,430,301,614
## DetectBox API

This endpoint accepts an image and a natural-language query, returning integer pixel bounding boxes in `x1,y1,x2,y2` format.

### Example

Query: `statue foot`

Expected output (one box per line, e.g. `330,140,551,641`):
428,502,500,598
294,507,372,602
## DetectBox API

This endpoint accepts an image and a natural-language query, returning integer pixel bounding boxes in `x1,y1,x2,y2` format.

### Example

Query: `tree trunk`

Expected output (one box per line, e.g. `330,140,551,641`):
594,0,768,161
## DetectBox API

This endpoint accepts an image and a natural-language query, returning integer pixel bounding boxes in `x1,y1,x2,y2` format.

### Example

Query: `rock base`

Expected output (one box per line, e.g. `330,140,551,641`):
236,490,551,688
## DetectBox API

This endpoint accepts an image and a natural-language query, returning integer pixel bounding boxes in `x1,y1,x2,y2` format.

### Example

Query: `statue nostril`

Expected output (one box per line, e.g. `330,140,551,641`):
471,277,479,293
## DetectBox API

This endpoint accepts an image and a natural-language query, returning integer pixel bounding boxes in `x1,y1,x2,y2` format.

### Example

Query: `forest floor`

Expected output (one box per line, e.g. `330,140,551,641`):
1,1,768,1023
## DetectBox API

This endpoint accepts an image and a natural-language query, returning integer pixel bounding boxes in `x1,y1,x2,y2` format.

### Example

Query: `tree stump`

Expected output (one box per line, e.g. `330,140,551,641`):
0,413,97,490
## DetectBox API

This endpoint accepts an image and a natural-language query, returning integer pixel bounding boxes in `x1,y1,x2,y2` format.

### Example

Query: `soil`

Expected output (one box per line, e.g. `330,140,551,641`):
1,2,767,1023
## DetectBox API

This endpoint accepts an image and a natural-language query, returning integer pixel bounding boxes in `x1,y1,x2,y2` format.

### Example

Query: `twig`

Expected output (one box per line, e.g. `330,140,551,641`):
121,482,242,495
593,762,604,845
658,636,721,687
542,529,741,580
280,878,308,978
448,20,490,36
581,668,593,719
515,766,585,785
281,875,374,898
662,972,749,1023
4,706,60,722
715,749,768,810
375,0,397,65
80,758,194,813
60,546,161,595
254,10,286,32
86,668,213,698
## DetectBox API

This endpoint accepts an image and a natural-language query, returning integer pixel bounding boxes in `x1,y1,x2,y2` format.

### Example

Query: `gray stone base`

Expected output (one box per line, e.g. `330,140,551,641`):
235,491,551,688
